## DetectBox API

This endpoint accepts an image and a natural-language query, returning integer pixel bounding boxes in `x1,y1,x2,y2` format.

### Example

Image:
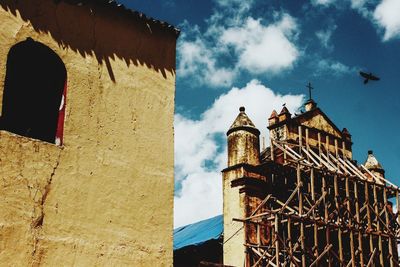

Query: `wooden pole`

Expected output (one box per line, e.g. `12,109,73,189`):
310,245,333,267
297,164,306,267
341,140,347,171
334,139,339,159
341,140,345,158
354,181,364,267
345,177,356,267
284,145,287,165
270,138,275,162
334,174,344,264
325,135,329,157
262,136,266,151
311,168,319,263
271,220,277,267
271,139,276,183
373,184,384,266
323,176,332,267
305,128,310,162
257,223,261,255
334,140,344,264
318,132,322,157
287,217,293,267
275,215,280,266
298,126,303,156
366,248,377,267
383,186,394,267
364,181,374,265
342,140,357,266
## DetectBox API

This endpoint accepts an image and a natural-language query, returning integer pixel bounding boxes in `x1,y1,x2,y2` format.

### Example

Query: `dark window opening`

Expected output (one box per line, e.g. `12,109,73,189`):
0,37,67,145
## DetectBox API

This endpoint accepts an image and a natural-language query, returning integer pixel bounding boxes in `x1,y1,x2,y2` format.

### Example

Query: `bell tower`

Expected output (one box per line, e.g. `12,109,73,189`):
227,106,260,167
223,106,261,266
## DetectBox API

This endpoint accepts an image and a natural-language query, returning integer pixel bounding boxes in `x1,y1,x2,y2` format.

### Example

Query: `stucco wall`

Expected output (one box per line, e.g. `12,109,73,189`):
223,169,245,267
0,1,176,266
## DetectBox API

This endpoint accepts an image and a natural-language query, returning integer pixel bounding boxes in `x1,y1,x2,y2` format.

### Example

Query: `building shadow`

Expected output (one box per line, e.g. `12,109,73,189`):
0,0,179,82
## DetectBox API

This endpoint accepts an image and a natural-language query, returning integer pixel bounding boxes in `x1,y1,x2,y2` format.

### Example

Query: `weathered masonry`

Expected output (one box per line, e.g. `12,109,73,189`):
223,99,400,266
0,0,178,266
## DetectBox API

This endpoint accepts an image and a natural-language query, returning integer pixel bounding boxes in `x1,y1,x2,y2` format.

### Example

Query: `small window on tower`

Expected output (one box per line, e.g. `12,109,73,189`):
0,38,67,145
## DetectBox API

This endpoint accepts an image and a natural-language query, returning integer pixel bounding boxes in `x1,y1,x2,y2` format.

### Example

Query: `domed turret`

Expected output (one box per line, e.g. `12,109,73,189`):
227,107,260,167
304,99,317,112
342,128,351,140
364,150,385,184
268,110,278,126
278,106,291,122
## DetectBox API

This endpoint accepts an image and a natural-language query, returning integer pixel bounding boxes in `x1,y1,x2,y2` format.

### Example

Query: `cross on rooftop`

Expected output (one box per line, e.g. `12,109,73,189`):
306,82,313,100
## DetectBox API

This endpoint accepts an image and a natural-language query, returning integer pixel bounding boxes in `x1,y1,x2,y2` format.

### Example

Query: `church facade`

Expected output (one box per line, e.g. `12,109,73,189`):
223,100,400,266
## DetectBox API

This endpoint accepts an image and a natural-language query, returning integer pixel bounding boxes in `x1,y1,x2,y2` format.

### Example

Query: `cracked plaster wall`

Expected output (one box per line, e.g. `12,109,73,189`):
0,1,176,266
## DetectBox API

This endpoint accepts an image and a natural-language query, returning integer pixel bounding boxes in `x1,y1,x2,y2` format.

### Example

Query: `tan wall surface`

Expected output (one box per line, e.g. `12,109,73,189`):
287,127,352,159
223,170,245,267
227,130,260,167
299,113,341,138
0,1,176,266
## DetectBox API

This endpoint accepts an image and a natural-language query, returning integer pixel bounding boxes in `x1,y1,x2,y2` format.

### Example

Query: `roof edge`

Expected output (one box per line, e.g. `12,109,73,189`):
227,125,260,136
59,0,180,38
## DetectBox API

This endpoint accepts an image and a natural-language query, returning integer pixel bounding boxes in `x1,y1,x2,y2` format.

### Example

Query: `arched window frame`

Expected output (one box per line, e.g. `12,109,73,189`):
0,37,67,145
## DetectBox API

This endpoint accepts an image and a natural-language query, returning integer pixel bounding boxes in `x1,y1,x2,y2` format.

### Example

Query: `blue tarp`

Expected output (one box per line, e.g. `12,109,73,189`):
173,215,223,250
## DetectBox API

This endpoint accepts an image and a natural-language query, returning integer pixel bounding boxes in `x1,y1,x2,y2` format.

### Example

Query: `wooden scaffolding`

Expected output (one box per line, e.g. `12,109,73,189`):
235,126,400,267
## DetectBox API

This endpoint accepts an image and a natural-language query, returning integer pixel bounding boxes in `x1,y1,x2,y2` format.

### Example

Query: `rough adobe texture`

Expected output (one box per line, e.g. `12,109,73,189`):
0,1,177,266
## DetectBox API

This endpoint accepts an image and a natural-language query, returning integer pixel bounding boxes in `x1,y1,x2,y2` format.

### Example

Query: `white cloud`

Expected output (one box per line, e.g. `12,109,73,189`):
177,7,301,88
177,36,236,87
373,0,400,41
310,0,400,41
347,0,400,41
213,0,254,11
214,0,252,6
351,0,374,18
174,80,304,227
349,0,400,41
350,0,368,9
315,23,337,50
220,15,300,75
316,59,357,76
311,0,337,6
311,0,372,17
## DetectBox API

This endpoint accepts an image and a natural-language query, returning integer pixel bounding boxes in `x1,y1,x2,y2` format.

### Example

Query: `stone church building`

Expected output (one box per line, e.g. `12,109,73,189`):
223,99,400,266
0,0,178,265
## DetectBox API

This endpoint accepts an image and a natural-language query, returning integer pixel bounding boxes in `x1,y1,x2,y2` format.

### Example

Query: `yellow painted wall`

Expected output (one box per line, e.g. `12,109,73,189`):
0,1,177,266
223,169,245,267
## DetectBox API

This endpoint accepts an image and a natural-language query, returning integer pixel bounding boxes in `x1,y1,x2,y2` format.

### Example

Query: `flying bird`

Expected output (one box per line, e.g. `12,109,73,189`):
360,71,380,84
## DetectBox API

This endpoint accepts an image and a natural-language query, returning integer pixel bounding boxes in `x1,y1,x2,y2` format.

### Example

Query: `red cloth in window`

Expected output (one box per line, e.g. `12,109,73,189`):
55,80,67,146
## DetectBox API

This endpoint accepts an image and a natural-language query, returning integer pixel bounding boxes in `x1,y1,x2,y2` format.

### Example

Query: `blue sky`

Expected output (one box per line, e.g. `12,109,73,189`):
119,0,400,227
